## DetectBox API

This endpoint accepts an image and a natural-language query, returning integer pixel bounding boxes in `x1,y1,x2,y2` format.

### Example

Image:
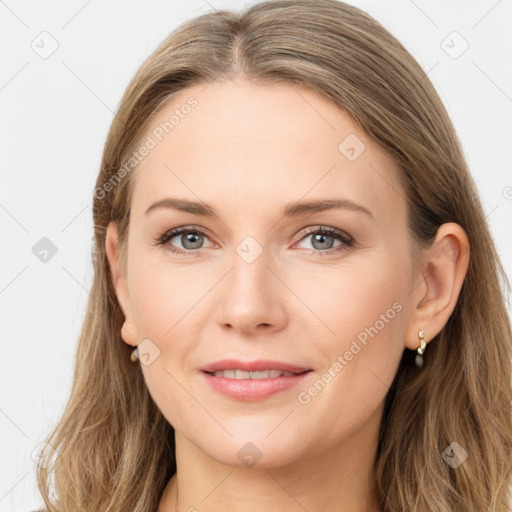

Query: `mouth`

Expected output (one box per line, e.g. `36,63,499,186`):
200,359,313,401
204,369,309,379
200,358,311,374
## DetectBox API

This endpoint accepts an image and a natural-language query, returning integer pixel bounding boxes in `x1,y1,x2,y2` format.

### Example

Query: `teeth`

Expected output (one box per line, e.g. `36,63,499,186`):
211,369,298,379
252,370,282,379
235,369,251,379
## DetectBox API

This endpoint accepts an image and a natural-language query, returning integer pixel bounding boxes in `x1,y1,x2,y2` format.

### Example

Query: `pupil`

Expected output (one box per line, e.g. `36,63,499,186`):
313,233,332,250
183,233,202,249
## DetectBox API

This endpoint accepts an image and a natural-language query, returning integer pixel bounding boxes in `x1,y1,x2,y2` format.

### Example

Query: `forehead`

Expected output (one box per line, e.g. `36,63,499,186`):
129,80,404,224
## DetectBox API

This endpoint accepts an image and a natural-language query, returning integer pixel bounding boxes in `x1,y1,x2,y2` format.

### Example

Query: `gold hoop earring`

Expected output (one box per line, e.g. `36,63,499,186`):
415,330,427,368
130,346,139,363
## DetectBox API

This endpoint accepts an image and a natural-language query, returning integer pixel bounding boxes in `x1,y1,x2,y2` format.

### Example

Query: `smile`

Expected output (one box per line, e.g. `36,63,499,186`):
207,369,301,379
201,369,313,401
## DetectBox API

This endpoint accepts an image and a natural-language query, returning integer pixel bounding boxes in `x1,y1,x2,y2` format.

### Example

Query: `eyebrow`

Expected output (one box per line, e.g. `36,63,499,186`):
145,197,374,220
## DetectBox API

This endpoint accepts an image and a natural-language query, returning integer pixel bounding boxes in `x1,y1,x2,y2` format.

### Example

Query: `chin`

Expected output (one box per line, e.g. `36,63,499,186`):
192,429,309,470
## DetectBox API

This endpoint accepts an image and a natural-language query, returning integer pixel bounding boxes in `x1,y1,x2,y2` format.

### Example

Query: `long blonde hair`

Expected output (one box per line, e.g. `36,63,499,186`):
36,1,512,510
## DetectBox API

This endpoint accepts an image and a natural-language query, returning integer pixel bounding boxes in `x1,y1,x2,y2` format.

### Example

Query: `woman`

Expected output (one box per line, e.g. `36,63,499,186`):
35,1,512,510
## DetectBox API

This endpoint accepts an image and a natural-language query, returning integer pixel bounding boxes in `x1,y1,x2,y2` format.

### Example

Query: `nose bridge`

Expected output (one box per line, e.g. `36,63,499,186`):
229,235,273,305
216,233,287,333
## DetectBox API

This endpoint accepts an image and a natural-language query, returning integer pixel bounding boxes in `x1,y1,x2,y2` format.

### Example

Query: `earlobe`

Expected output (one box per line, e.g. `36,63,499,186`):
105,221,138,347
405,222,470,351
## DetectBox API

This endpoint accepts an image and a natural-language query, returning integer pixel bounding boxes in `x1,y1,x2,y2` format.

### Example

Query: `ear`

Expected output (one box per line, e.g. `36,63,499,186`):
105,221,138,347
405,222,470,351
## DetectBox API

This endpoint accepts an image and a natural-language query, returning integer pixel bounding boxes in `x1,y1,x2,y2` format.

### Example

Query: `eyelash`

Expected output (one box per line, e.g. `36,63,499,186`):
153,225,355,257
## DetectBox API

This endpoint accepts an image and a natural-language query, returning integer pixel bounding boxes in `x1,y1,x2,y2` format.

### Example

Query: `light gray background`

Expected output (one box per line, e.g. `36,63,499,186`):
1,1,511,510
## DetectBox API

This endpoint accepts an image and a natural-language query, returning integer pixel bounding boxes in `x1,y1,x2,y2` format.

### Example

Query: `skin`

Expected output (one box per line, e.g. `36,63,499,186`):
105,79,470,512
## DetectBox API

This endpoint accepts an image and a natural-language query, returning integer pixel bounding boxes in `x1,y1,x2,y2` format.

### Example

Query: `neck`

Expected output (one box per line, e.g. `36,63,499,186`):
158,404,383,512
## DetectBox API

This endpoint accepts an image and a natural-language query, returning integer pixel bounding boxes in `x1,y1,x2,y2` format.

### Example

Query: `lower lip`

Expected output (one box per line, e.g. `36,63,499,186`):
201,371,313,401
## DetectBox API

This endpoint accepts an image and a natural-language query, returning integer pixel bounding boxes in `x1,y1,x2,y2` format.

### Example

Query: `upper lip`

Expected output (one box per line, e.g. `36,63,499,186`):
200,359,311,374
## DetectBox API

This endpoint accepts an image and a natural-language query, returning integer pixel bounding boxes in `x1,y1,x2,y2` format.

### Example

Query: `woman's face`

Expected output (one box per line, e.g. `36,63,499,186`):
108,79,423,468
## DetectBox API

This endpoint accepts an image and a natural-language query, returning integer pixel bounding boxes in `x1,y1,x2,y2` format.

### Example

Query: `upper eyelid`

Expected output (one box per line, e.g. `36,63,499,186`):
163,225,216,243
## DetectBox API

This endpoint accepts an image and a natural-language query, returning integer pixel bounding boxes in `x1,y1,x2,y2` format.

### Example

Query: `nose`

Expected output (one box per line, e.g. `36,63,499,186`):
215,244,288,336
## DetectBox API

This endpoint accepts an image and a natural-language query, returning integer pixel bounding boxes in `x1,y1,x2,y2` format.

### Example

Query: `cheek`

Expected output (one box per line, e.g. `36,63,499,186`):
129,264,206,426
296,254,409,384
128,258,219,405
290,262,408,439
298,256,407,337
129,257,210,339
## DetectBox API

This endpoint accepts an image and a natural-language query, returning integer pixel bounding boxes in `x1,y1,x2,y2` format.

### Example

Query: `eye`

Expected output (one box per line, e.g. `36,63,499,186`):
154,226,215,255
294,226,354,255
